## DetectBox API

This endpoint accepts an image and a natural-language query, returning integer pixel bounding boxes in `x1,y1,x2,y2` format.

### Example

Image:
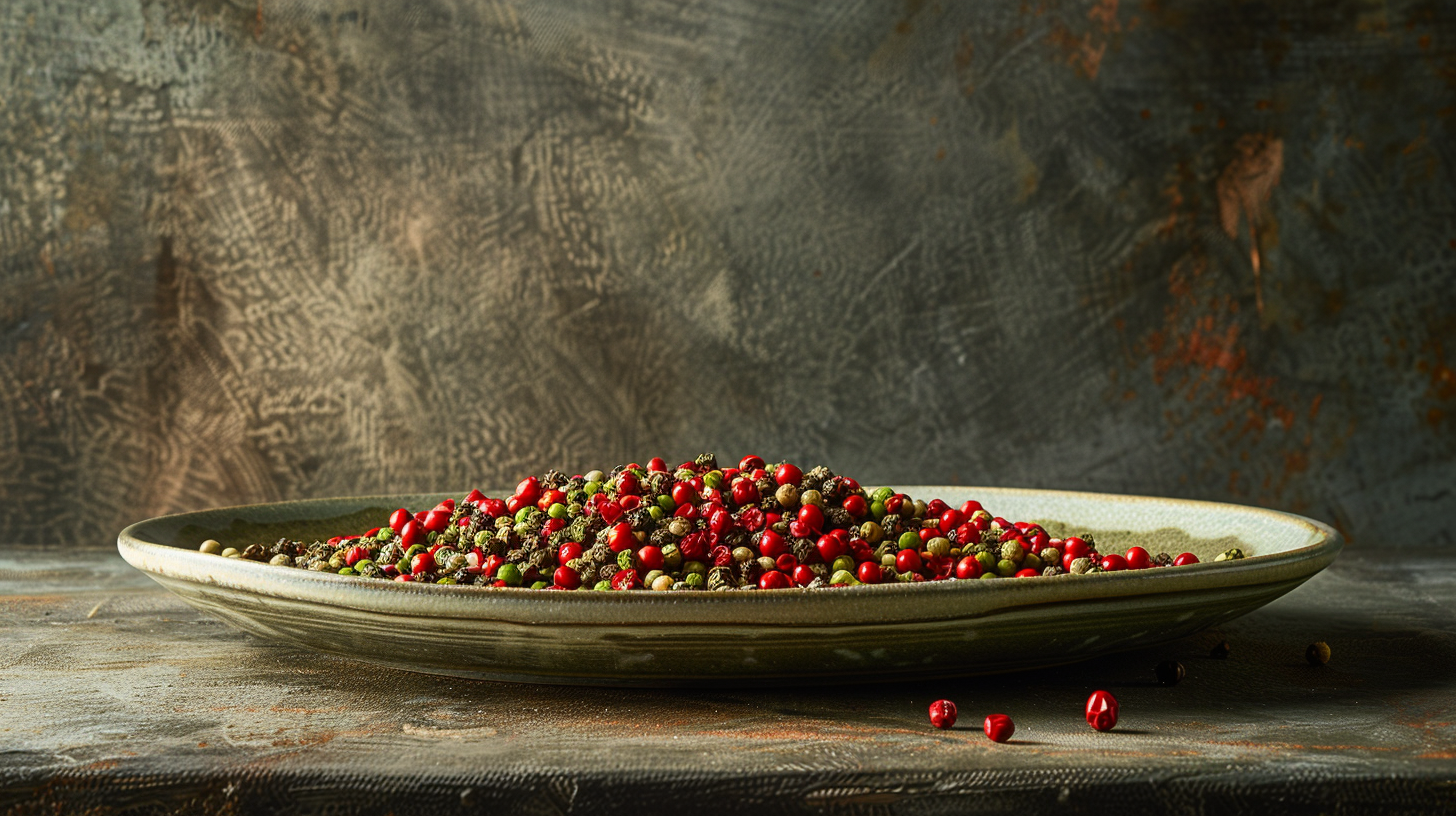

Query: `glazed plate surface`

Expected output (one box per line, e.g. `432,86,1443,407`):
118,487,1340,686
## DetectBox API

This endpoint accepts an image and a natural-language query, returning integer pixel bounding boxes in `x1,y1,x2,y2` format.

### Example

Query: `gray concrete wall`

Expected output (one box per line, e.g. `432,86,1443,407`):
1,0,1452,547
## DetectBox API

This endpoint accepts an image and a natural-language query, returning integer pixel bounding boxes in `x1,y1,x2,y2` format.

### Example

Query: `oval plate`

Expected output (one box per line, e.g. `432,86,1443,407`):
118,487,1340,686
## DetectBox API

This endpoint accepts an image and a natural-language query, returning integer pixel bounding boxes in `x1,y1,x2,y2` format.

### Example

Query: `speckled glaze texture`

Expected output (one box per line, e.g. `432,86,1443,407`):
119,488,1339,686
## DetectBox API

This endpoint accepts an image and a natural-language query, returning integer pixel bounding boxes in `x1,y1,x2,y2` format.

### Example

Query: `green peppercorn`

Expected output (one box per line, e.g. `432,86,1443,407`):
643,569,665,584
999,540,1025,565
682,560,707,576
831,555,855,574
897,531,920,550
328,554,347,570
436,576,457,584
473,530,490,547
443,554,467,572
584,480,602,496
497,564,522,586
617,550,636,571
656,494,676,511
593,580,611,591
926,537,952,558
1022,552,1043,573
910,500,927,518
441,526,458,542
1215,547,1246,562
648,506,665,521
545,502,567,520
432,547,458,568
996,558,1018,577
514,507,533,523
975,551,997,573
685,572,706,588
800,489,823,508
859,521,884,544
1306,641,1331,665
584,470,605,484
870,501,887,520
871,486,895,502
880,553,895,567
830,569,859,586
756,556,777,573
375,528,393,542
199,539,223,555
395,558,410,574
703,470,724,489
979,571,997,580
530,580,549,589
775,484,800,509
337,566,356,576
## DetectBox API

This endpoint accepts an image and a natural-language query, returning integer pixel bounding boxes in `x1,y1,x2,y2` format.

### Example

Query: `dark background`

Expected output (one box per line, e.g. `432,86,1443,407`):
1,0,1452,547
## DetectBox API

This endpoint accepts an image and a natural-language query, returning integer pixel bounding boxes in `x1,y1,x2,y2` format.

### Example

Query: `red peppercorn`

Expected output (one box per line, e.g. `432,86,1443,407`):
960,500,983,516
669,482,694,506
619,494,642,511
774,463,802,486
895,549,923,574
617,472,640,496
421,509,450,533
599,501,624,524
730,479,759,507
395,574,413,582
938,508,964,533
465,489,485,505
343,545,370,567
709,508,735,534
607,522,635,552
1100,554,1128,572
648,457,668,472
711,546,733,567
456,517,471,528
504,496,527,515
925,498,949,518
1015,568,1040,578
611,569,640,590
1063,537,1089,558
673,503,698,520
928,699,957,729
738,455,764,471
553,566,581,589
1027,531,1049,552
389,508,411,533
1173,552,1200,566
1085,690,1118,731
410,552,434,574
759,570,791,590
400,520,423,549
775,553,798,572
857,561,882,584
559,542,583,564
955,556,982,579
983,714,1015,743
792,564,815,586
1124,546,1151,570
679,531,709,561
759,529,788,559
637,545,665,572
815,534,843,563
483,554,504,577
542,517,566,535
787,520,813,539
884,494,904,514
515,477,541,504
482,498,507,518
797,504,824,532
840,494,867,518
918,527,935,543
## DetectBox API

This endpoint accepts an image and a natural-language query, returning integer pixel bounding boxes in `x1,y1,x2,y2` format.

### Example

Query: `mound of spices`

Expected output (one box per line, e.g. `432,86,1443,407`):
197,454,1235,591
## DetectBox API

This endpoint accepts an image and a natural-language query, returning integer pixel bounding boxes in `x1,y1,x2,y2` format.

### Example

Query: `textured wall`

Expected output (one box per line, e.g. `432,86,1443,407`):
1,0,1453,546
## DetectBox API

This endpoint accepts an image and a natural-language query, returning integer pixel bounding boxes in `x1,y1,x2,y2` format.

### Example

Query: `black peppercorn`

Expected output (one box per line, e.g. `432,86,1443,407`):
1209,641,1231,659
1155,660,1185,686
1306,641,1331,665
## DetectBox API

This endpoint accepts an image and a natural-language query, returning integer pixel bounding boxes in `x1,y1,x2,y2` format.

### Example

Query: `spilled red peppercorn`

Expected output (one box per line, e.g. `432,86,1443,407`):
928,699,957,729
983,714,1015,743
1085,690,1118,731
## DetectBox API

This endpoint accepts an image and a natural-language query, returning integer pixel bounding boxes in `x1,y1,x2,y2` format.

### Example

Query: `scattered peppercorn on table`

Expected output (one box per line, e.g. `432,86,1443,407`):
3,541,1454,814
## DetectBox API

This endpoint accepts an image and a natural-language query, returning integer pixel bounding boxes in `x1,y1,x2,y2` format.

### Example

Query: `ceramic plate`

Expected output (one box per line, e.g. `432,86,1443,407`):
118,487,1340,686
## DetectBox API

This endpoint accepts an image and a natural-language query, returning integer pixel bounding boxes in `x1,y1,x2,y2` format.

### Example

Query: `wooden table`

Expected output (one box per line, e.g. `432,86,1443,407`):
2,546,1454,814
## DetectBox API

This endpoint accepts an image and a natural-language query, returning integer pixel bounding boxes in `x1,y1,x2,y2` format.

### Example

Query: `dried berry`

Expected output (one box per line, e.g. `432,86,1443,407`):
928,699,957,729
1209,641,1231,659
1085,690,1118,731
1306,641,1331,665
1155,660,1185,686
983,714,1014,743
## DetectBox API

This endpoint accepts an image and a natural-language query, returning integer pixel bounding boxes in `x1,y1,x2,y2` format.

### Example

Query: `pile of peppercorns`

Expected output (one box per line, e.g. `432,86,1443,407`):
198,454,1237,590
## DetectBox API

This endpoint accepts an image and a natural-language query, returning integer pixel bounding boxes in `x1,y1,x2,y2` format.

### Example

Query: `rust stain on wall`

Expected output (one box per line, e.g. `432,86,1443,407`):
1216,134,1284,319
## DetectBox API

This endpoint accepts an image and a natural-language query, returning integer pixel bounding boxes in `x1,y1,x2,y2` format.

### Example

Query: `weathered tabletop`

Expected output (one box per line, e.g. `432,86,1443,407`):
2,547,1454,815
